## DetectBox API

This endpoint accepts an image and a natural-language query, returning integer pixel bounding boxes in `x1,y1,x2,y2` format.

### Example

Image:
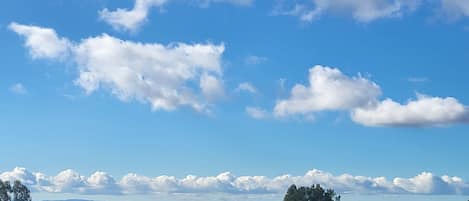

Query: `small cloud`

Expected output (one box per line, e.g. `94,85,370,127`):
439,0,469,21
244,55,267,65
278,78,287,91
351,94,469,127
408,77,428,83
9,83,27,95
274,0,420,23
236,82,257,94
62,94,77,100
99,0,168,32
198,0,254,7
274,65,381,117
246,106,269,119
200,73,225,101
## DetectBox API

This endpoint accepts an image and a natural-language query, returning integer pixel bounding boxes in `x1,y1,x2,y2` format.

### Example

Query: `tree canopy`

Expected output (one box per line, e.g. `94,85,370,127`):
0,180,31,201
283,184,341,201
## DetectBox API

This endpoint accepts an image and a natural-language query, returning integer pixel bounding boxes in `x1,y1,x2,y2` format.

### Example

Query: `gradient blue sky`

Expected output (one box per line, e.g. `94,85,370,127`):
1,0,469,201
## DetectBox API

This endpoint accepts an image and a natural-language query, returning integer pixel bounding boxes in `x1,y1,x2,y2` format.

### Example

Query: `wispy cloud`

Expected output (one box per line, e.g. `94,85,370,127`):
244,55,267,65
439,0,469,20
9,83,27,95
246,106,269,119
236,82,258,94
277,0,421,23
408,77,428,83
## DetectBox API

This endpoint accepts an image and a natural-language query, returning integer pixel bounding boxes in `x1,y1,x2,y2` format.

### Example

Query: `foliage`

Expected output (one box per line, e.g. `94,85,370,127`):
283,184,341,201
0,180,31,201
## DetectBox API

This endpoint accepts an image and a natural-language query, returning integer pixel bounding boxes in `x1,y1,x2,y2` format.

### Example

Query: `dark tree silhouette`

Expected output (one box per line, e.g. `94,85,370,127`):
0,180,30,201
0,181,11,201
283,184,341,201
12,181,31,201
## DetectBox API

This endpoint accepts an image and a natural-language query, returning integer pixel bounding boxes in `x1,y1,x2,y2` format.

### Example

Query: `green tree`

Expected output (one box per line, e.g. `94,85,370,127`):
0,180,12,201
12,181,31,201
0,180,30,201
283,184,340,201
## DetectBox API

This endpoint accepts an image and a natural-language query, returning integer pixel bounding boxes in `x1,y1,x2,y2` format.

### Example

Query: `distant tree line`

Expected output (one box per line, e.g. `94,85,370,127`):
283,184,341,201
0,180,31,201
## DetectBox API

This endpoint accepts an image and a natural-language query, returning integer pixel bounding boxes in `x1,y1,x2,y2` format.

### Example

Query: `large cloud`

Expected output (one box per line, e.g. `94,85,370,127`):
280,0,420,23
275,65,469,127
1,167,469,195
274,65,381,117
10,22,225,112
351,94,469,127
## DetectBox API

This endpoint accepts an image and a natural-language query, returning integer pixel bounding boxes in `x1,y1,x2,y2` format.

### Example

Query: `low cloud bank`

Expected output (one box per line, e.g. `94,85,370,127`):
1,167,468,195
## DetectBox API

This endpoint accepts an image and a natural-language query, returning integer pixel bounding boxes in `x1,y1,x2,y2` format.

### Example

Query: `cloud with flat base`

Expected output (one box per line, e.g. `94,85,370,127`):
9,22,225,113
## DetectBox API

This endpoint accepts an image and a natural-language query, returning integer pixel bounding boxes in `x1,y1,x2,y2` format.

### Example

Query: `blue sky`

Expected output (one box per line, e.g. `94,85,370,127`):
1,0,469,201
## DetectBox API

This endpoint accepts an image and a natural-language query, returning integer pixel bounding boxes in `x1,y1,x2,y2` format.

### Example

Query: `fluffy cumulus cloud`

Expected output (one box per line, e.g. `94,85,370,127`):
99,0,168,32
274,65,381,117
280,0,420,23
10,22,225,112
200,73,225,101
351,94,469,127
1,167,469,195
8,23,71,59
99,0,253,32
275,65,469,127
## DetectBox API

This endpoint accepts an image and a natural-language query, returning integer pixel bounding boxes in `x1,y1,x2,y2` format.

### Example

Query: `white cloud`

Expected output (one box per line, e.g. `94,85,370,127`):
2,167,469,195
272,65,469,127
10,22,225,113
8,23,71,59
0,167,37,186
86,172,121,194
236,82,257,94
244,55,267,65
274,65,381,117
51,169,87,193
280,0,420,23
200,73,225,101
99,0,168,32
246,107,269,119
351,94,469,127
408,77,428,83
440,0,469,19
99,0,253,32
9,83,27,95
197,0,254,7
